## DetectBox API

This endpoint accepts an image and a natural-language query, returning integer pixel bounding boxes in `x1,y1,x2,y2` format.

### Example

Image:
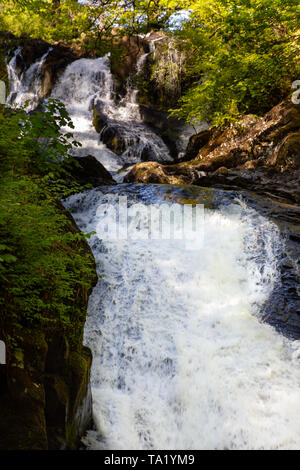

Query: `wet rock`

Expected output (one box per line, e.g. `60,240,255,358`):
64,155,116,187
140,143,159,161
126,100,300,204
92,99,136,155
100,124,129,155
110,34,149,81
41,45,78,97
99,120,144,158
139,104,196,160
184,128,213,161
93,101,108,133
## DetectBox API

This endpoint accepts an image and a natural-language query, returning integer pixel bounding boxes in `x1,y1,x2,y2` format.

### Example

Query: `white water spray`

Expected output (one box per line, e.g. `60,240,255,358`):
50,55,173,173
65,186,300,450
6,47,52,111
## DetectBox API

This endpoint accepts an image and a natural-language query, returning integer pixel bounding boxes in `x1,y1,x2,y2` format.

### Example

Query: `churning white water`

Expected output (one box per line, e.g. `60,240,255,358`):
51,56,173,173
65,185,300,450
51,56,123,172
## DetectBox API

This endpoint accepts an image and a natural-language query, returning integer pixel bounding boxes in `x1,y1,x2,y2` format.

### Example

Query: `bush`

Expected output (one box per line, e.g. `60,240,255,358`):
0,100,95,339
170,0,300,126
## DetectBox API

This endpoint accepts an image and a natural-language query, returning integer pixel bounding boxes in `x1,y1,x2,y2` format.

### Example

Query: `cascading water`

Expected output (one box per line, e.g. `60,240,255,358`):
64,185,300,450
51,56,124,173
136,37,163,75
6,46,300,450
51,55,174,174
6,47,52,111
7,49,173,176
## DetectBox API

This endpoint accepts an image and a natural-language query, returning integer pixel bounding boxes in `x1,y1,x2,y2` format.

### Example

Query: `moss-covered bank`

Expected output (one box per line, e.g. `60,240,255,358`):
0,196,97,450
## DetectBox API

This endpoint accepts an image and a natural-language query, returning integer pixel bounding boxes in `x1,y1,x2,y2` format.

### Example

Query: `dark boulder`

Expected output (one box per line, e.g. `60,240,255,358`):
99,121,140,156
184,128,213,161
100,125,129,155
93,101,136,156
64,155,116,187
139,104,196,161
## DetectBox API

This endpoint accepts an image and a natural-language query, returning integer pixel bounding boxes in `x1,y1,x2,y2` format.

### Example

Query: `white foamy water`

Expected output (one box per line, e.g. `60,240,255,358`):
6,47,52,111
64,185,300,450
50,56,123,172
51,56,172,172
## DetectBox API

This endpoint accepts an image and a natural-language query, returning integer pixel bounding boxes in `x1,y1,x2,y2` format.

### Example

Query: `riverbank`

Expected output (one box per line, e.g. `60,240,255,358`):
125,99,300,206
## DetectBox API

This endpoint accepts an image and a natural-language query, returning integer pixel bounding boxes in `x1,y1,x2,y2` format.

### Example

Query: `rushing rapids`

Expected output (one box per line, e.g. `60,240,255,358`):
6,47,300,450
65,185,300,450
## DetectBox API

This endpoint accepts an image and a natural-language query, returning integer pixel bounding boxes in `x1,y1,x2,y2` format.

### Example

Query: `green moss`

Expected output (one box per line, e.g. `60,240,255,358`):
66,349,92,449
11,349,24,368
93,106,104,133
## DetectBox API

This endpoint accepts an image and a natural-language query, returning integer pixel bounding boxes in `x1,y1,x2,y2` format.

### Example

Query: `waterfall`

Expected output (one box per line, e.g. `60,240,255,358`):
51,56,172,175
6,45,300,451
64,185,300,450
6,49,173,176
6,47,197,178
50,56,123,173
136,38,160,75
6,47,52,111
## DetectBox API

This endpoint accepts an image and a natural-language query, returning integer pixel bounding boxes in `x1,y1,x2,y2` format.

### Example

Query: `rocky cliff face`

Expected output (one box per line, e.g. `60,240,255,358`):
126,99,300,205
135,31,187,111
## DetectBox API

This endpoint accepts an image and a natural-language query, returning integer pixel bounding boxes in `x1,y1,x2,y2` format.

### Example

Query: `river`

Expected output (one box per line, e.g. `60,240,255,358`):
6,48,300,450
